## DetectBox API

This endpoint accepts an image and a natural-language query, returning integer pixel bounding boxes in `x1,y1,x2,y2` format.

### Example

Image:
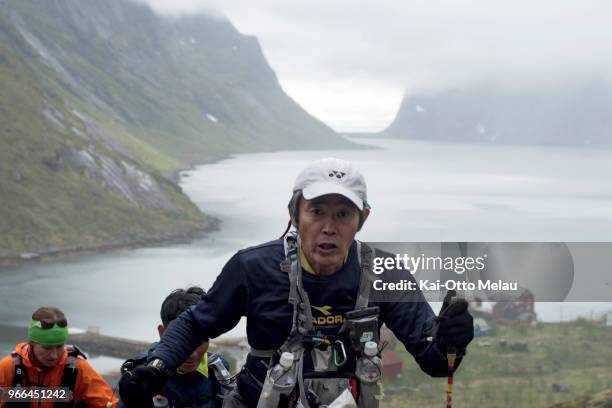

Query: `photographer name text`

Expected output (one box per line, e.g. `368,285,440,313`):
373,279,519,292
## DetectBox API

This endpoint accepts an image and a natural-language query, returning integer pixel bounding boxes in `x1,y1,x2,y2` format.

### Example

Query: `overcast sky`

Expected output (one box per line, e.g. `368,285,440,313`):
139,0,612,132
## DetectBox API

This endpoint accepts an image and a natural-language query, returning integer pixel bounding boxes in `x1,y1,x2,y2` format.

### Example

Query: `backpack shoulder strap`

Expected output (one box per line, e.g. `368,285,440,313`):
355,240,376,309
277,233,314,407
60,354,78,389
10,353,30,408
55,345,84,408
11,352,28,387
280,232,314,350
61,352,79,386
66,344,87,360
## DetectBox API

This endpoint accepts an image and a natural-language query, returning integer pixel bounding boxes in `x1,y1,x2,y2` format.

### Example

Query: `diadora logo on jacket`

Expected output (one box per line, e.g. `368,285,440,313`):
311,305,344,326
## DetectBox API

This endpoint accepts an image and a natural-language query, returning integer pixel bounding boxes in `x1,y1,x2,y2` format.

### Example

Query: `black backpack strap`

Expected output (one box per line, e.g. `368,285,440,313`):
56,345,86,408
66,344,87,360
61,354,78,388
11,352,28,387
10,353,31,408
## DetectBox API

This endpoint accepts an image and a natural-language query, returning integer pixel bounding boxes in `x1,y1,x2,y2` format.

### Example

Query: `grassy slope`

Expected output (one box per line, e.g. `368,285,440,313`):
548,388,612,408
0,0,361,258
0,23,204,257
382,321,612,408
7,0,357,169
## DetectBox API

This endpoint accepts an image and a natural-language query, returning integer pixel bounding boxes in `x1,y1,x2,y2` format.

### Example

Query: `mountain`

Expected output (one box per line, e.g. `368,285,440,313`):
382,83,612,146
0,0,355,260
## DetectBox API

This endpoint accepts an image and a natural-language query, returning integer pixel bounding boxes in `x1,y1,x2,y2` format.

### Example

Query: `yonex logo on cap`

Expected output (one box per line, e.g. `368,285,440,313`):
328,170,346,179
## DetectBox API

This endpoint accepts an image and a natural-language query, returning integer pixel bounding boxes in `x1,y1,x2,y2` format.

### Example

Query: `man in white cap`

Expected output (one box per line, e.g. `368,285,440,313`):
120,158,473,408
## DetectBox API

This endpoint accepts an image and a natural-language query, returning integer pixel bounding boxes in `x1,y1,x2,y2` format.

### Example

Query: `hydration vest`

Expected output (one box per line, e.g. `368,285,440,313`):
253,233,384,408
120,351,233,407
11,344,87,408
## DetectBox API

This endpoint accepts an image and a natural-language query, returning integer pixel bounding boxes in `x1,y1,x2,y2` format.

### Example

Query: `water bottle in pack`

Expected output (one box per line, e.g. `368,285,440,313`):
355,341,383,408
152,394,170,408
209,354,235,398
257,352,297,408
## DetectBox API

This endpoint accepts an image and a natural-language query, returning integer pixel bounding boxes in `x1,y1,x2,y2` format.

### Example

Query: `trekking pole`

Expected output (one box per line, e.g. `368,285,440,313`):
440,290,459,408
446,346,457,408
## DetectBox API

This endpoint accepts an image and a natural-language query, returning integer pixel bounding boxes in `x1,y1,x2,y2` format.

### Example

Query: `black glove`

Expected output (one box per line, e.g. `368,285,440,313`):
436,294,474,353
119,364,167,408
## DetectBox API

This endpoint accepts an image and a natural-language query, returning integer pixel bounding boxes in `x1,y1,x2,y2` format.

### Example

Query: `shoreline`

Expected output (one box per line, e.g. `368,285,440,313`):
0,215,221,268
0,154,228,269
0,141,377,269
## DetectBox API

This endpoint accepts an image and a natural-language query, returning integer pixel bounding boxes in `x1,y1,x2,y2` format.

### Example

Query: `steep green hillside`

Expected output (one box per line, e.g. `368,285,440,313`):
0,0,357,260
0,31,204,258
3,0,352,169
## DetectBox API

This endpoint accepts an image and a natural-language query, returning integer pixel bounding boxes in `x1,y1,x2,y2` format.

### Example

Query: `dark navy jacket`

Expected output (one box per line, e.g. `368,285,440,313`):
152,239,452,407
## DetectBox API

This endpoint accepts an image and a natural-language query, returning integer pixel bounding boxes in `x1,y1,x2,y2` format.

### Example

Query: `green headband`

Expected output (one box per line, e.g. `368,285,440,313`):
28,319,69,346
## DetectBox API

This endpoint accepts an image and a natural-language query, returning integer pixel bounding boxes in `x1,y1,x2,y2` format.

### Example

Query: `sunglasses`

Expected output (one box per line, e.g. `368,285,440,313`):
33,317,68,329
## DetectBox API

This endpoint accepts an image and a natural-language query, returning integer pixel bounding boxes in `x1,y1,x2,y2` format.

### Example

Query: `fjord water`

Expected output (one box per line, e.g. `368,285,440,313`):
1,138,611,358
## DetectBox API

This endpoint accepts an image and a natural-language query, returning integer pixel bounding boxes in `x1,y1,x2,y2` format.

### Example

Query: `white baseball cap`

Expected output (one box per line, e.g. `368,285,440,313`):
292,158,368,210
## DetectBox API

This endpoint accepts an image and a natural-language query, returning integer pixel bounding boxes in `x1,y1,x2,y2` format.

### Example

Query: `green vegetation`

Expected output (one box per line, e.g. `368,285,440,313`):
2,0,354,168
0,36,204,256
382,321,612,408
548,388,612,408
0,0,359,259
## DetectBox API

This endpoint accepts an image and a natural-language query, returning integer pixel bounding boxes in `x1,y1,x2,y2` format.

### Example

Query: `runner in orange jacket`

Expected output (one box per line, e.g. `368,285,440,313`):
0,306,118,408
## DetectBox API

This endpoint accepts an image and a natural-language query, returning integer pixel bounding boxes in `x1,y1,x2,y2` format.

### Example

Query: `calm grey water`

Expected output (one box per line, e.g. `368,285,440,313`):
2,138,612,365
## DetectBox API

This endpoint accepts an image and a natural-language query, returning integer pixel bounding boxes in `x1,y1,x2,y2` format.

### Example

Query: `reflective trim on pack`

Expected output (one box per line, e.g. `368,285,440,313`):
249,348,276,358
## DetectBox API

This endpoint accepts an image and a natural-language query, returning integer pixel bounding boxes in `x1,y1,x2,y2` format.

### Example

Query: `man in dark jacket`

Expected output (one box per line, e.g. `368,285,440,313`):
118,287,229,408
119,158,473,407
